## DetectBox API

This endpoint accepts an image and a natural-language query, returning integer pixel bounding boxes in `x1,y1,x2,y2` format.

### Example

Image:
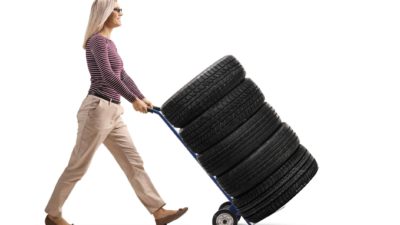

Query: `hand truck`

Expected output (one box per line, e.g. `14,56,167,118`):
149,106,252,225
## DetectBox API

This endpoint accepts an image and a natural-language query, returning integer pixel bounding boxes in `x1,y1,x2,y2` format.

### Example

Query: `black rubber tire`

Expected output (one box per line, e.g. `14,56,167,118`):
237,145,312,215
244,157,318,223
233,145,308,209
212,209,238,225
180,78,265,154
161,55,245,128
217,123,300,197
241,152,313,217
197,103,281,176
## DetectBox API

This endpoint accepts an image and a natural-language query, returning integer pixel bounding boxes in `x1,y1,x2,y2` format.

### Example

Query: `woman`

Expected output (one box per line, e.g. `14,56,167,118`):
44,1,188,225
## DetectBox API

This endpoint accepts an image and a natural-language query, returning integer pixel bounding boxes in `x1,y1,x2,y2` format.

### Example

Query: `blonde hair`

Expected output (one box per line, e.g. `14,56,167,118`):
83,0,116,49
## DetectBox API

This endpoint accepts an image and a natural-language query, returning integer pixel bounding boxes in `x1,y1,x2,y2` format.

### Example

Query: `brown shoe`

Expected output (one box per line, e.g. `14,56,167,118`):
45,215,74,225
155,207,188,225
45,216,55,225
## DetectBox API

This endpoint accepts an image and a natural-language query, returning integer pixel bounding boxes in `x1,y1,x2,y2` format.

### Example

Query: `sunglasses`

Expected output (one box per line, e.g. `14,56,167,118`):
113,7,122,13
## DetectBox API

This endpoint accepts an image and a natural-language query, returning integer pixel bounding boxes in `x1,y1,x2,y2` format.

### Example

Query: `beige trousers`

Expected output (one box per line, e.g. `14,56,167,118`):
45,95,165,217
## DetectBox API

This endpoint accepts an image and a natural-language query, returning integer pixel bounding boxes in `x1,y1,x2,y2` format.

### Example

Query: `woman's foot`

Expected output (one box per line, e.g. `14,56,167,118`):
153,208,178,219
154,207,188,225
45,215,73,225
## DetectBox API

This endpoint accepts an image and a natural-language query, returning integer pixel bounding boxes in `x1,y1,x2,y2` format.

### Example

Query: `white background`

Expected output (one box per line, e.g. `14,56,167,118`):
1,0,399,224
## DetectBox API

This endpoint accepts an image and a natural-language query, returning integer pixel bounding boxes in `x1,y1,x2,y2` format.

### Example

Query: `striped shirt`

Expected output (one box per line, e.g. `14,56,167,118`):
86,33,145,103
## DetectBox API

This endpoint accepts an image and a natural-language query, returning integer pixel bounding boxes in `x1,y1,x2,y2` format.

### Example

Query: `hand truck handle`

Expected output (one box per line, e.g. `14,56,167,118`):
148,106,161,113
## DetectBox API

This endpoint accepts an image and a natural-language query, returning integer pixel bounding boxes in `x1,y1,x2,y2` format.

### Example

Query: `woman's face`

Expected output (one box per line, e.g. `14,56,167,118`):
105,2,123,28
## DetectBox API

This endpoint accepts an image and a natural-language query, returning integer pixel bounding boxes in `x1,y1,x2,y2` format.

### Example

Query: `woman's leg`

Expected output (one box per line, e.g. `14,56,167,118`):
103,116,166,214
45,96,112,218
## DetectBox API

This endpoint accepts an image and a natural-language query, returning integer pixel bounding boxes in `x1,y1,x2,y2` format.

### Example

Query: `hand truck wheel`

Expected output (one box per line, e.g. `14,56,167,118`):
218,201,242,221
219,201,232,210
212,209,238,225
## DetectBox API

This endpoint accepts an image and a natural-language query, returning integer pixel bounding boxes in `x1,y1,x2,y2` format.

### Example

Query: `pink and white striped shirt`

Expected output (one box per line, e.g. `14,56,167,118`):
86,33,145,103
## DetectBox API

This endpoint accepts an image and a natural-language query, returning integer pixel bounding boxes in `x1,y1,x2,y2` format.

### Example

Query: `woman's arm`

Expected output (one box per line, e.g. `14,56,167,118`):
121,69,145,100
89,35,138,102
122,69,155,111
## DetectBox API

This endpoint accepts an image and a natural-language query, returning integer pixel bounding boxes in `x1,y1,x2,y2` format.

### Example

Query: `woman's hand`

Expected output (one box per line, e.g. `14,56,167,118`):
142,98,153,109
132,99,149,113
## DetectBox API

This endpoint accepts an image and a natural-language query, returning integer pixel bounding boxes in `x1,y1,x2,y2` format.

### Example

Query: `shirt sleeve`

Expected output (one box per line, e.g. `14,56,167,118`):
89,35,138,102
121,69,145,100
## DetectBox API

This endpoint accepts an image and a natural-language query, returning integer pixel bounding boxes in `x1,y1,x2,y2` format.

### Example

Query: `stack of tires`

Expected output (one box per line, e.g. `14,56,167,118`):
161,55,318,224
